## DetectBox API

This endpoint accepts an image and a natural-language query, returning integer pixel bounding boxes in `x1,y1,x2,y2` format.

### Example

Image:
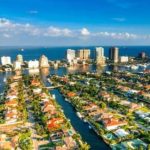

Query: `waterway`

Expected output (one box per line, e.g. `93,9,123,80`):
51,89,110,150
40,68,111,150
0,63,149,150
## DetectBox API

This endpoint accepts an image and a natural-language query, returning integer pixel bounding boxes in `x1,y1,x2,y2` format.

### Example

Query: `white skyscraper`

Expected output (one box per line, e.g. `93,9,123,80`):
16,54,23,63
120,56,129,63
96,47,104,57
67,49,76,64
28,60,39,69
39,55,49,68
13,61,22,70
96,47,106,65
1,56,12,66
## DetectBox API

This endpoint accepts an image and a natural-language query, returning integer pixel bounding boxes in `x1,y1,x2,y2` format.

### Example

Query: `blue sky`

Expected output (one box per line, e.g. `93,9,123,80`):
0,0,150,46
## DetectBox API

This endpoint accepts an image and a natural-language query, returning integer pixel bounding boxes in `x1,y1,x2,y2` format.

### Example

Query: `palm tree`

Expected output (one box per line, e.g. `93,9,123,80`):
80,143,90,150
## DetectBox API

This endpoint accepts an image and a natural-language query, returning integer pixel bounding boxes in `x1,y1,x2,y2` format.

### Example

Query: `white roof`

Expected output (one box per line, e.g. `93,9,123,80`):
114,129,129,137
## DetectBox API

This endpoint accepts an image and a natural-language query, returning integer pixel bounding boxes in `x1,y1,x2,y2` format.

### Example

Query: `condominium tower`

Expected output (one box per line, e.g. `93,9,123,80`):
96,47,106,65
109,47,119,63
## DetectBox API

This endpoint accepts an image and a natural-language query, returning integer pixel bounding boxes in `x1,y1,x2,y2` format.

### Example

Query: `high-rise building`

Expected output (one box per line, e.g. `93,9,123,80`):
39,55,49,68
84,49,90,60
1,56,11,66
120,56,129,63
77,49,90,60
16,54,23,63
28,60,39,69
96,47,106,65
77,49,83,60
109,47,119,63
13,61,22,70
138,52,146,59
66,49,76,64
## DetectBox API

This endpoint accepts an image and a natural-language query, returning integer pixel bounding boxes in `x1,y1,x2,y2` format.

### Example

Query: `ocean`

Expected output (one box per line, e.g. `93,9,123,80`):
0,46,150,61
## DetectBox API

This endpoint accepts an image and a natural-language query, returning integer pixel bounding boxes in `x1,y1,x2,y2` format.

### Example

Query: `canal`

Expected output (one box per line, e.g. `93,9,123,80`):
50,89,110,150
0,67,111,150
41,70,110,150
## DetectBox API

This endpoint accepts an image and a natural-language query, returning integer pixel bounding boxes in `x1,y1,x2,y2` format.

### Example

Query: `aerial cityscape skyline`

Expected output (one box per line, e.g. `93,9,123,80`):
0,46,150,150
0,0,150,46
0,0,150,150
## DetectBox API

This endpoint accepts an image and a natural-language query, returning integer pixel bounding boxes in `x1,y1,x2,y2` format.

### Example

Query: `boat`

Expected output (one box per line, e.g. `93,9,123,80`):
20,48,24,51
130,65,139,70
88,125,92,129
76,112,83,119
0,93,3,96
47,78,51,83
52,94,56,99
83,119,87,123
3,77,6,82
65,98,69,102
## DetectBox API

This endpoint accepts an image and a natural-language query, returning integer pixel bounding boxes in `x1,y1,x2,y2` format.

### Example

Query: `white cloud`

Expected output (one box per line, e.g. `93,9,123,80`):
81,28,90,36
93,32,138,40
0,18,13,28
0,18,150,45
44,26,72,37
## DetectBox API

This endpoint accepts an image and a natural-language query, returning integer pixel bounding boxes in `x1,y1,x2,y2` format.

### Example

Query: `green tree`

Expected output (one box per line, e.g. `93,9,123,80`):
18,133,33,150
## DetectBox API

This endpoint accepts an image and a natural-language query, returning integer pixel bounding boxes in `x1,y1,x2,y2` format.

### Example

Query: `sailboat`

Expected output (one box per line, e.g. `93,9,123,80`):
3,77,6,82
19,48,24,51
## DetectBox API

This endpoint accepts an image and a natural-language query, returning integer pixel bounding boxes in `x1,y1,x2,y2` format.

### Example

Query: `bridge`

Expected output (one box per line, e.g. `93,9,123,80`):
44,85,63,89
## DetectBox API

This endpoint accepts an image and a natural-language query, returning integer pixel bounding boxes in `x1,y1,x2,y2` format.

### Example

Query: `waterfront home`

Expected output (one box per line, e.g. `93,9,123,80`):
5,109,18,124
141,92,150,98
135,110,150,119
83,103,99,113
113,139,147,150
11,75,22,81
31,79,41,86
55,145,68,150
144,69,150,74
7,89,18,95
120,101,141,111
102,118,127,131
88,109,105,118
61,77,68,83
0,134,18,150
50,130,64,142
42,102,56,113
69,81,76,86
9,82,18,88
144,85,150,91
114,129,129,138
0,134,14,150
55,136,77,150
129,103,141,110
47,118,64,131
63,136,77,149
33,88,42,94
6,95,18,100
5,99,18,108
127,89,139,95
67,92,76,98
40,92,50,99
100,112,113,120
117,85,129,92
99,91,111,101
